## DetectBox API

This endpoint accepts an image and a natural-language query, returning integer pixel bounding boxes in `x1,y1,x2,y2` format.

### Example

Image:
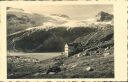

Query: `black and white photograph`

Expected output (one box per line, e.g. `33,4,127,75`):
7,4,114,79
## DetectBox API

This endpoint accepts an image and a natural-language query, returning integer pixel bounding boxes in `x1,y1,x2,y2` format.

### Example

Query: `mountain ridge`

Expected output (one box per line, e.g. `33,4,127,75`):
7,8,113,35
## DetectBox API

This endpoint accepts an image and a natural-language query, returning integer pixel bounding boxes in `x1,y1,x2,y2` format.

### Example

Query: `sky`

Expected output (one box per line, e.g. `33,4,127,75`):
8,4,113,20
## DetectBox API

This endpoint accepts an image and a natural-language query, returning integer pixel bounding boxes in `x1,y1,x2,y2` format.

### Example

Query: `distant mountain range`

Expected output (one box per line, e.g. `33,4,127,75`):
7,7,113,34
7,7,114,52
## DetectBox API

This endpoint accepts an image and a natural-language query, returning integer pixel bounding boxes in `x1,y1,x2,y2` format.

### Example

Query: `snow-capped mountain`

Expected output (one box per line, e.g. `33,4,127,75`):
7,7,70,34
7,8,113,35
7,8,113,52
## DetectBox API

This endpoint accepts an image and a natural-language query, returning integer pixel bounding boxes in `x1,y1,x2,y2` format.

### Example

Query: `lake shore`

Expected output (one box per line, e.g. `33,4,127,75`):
8,52,62,61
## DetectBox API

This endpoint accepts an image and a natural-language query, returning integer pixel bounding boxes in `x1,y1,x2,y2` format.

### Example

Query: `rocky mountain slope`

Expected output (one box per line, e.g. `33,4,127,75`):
7,8,113,52
7,26,114,78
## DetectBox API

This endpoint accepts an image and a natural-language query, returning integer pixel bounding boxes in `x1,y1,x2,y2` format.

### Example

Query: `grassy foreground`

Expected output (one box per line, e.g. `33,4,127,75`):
7,46,114,79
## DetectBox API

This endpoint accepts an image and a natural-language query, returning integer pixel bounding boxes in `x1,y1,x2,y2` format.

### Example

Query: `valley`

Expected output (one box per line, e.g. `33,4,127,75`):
7,7,114,78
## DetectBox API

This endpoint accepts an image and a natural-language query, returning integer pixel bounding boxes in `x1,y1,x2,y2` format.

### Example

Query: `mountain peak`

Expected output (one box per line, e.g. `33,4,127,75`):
96,11,113,22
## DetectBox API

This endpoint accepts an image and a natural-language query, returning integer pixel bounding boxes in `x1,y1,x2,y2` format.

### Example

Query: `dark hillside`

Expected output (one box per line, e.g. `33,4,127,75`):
7,26,114,78
7,27,97,52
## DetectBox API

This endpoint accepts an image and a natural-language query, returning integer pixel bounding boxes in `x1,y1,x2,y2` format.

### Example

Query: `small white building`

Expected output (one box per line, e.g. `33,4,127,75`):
64,43,69,57
64,43,77,57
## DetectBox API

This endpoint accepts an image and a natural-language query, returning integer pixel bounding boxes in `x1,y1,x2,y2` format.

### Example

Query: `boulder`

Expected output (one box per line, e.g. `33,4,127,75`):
86,67,93,71
77,53,80,57
71,64,77,68
46,66,61,74
48,72,56,75
103,53,110,57
105,47,109,51
33,73,40,76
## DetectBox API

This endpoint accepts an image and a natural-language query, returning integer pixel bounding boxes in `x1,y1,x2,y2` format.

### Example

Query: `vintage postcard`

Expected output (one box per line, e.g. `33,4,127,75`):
0,1,127,81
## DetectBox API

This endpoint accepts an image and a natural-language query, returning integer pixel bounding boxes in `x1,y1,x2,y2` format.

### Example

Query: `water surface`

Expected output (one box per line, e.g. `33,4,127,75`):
8,52,62,61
